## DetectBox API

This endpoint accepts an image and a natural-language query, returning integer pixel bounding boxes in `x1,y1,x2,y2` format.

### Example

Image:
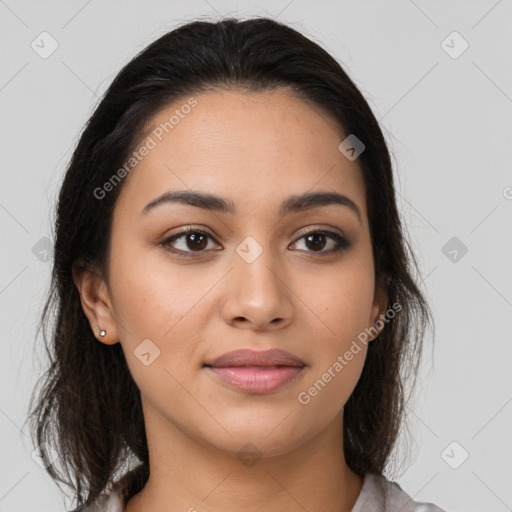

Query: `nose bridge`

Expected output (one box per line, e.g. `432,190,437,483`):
220,231,294,328
234,232,284,300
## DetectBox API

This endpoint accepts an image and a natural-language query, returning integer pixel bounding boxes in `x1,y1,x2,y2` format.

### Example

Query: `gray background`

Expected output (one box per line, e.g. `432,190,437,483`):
1,1,511,511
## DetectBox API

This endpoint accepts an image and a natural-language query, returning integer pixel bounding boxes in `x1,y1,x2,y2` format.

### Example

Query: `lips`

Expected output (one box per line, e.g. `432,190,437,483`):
203,348,305,368
203,349,306,394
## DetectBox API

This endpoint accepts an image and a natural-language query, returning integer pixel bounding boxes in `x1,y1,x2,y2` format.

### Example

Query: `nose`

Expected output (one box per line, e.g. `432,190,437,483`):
219,244,294,331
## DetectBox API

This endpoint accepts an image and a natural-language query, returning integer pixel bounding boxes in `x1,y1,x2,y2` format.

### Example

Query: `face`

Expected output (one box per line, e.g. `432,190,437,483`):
78,88,386,458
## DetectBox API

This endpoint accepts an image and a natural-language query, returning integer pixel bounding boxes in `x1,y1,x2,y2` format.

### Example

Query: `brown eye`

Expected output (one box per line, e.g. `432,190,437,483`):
160,226,351,258
304,233,328,251
290,229,351,256
160,228,220,257
181,232,208,251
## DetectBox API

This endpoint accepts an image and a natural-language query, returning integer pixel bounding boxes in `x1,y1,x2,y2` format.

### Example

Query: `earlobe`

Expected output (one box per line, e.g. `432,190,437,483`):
71,261,119,345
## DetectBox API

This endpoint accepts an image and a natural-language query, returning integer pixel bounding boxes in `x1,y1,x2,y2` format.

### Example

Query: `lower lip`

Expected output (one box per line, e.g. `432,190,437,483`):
205,365,304,394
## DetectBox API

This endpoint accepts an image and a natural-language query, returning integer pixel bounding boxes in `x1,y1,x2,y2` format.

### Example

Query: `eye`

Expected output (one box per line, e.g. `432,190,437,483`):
289,228,351,256
160,226,220,257
159,226,351,258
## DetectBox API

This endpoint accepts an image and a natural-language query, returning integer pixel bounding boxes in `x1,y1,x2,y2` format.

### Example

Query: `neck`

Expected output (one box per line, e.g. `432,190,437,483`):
125,407,363,512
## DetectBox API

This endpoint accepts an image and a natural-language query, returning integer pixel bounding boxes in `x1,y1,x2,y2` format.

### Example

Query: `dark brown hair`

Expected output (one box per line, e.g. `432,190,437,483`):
26,16,433,511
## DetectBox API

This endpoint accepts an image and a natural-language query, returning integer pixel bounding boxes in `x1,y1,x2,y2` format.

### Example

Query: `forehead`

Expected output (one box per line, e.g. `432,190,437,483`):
116,88,367,220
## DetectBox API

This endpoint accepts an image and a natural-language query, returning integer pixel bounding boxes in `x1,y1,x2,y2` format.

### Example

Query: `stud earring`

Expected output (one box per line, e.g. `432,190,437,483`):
98,327,106,337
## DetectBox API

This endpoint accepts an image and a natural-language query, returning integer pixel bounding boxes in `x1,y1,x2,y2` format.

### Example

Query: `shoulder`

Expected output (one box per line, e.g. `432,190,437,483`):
351,473,447,512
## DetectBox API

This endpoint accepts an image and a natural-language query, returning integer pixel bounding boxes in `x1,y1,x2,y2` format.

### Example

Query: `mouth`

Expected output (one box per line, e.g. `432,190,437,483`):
203,348,306,394
204,365,305,394
203,348,305,368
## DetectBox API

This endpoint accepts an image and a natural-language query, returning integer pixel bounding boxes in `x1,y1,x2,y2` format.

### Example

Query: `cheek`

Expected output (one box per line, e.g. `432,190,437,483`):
296,345,367,432
308,259,375,351
297,278,371,417
110,244,207,336
295,258,373,408
108,244,232,390
109,255,208,408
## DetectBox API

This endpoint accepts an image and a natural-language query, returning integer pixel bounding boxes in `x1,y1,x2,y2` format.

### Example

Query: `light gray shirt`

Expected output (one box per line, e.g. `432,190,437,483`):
80,473,446,511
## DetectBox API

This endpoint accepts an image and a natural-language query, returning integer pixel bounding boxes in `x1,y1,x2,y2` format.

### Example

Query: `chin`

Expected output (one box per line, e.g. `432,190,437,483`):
203,418,316,460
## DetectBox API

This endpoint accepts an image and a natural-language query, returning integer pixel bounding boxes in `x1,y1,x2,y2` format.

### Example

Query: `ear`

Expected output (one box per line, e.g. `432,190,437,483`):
368,273,389,340
72,261,120,345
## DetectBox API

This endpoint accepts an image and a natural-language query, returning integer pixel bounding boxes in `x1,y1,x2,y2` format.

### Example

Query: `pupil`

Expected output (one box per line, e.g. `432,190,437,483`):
306,234,325,251
188,233,207,250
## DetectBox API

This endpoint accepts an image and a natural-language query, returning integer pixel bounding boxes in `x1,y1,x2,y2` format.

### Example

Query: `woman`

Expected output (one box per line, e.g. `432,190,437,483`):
26,16,446,512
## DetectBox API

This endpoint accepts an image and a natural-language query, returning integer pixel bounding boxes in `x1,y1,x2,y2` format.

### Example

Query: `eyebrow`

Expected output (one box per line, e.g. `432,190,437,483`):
141,190,362,223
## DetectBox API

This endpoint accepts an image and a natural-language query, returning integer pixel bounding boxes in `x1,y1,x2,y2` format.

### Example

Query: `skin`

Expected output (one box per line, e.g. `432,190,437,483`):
73,88,387,512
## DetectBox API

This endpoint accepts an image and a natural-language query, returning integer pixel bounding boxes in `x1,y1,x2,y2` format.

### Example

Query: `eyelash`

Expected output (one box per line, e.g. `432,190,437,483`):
159,226,351,258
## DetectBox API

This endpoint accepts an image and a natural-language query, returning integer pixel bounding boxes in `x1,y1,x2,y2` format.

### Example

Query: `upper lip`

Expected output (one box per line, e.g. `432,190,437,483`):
204,348,305,368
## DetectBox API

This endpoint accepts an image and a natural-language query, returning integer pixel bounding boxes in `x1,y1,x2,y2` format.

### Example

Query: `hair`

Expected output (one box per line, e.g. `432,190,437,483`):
25,15,433,511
